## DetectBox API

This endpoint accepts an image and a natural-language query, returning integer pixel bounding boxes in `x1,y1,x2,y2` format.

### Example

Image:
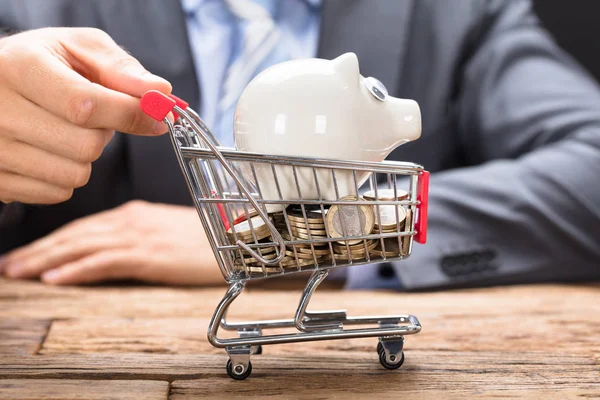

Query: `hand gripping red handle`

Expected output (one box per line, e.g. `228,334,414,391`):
415,170,429,244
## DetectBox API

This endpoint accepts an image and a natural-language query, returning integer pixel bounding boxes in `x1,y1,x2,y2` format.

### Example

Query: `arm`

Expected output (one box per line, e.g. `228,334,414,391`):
347,0,600,290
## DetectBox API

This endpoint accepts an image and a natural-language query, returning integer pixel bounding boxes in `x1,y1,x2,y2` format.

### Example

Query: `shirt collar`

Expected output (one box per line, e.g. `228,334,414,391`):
184,0,322,17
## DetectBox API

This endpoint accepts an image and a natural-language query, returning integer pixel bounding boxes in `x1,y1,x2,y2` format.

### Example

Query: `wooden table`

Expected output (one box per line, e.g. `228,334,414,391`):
0,277,599,399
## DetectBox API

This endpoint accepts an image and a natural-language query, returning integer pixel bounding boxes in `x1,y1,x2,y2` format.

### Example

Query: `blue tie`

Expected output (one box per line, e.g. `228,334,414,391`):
216,0,284,148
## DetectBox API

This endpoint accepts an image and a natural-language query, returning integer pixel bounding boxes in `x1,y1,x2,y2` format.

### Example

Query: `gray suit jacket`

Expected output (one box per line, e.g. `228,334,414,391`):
1,0,599,290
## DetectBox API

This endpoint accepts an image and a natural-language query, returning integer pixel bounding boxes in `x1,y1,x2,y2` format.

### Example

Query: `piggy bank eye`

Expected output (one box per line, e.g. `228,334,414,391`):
363,76,388,102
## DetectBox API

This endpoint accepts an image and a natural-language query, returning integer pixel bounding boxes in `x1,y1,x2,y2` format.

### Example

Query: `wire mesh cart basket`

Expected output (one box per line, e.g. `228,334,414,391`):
141,90,430,380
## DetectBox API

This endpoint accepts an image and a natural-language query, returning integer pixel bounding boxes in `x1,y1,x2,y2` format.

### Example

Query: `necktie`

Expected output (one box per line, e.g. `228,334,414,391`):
215,0,281,147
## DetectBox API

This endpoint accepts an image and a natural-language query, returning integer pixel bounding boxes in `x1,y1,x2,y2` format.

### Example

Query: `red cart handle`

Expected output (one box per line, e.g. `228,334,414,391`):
168,94,189,121
139,90,190,122
415,170,429,244
140,90,176,121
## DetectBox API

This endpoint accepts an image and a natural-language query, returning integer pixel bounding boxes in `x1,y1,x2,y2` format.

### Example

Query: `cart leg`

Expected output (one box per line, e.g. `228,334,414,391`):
294,270,346,332
239,328,263,355
207,282,245,348
377,335,405,370
226,345,253,380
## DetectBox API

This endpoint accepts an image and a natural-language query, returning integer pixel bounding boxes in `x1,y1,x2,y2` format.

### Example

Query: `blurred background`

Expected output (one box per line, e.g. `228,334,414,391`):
534,0,600,82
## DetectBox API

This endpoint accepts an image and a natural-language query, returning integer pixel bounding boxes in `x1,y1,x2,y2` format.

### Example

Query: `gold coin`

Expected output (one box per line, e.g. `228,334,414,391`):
370,238,402,257
279,232,313,248
227,215,271,242
297,247,332,256
363,189,409,201
286,225,328,236
374,205,406,230
237,252,280,264
281,230,328,241
330,252,367,260
333,238,376,249
325,196,374,245
240,242,277,255
334,240,378,255
285,250,320,260
286,207,326,223
274,222,326,234
240,266,285,274
274,217,326,230
278,258,319,268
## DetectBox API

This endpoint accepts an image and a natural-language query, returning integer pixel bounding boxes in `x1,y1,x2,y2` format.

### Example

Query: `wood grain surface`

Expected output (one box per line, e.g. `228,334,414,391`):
0,278,598,399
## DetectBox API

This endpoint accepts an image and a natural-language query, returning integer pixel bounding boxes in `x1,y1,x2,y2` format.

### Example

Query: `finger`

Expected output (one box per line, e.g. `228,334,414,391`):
0,90,115,163
61,28,172,98
0,170,73,204
4,207,122,264
41,249,139,285
4,235,132,279
1,39,171,135
0,135,93,189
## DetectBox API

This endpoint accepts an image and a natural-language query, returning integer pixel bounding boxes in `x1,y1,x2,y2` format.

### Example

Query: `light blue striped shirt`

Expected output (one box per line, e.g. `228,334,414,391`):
181,0,322,143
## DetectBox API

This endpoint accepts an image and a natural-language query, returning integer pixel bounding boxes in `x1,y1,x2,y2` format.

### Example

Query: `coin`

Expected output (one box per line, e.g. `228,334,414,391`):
238,251,280,264
297,247,332,256
227,215,271,242
286,206,326,222
233,208,259,225
285,250,320,260
333,239,377,251
281,225,328,236
237,266,285,274
281,230,328,241
370,238,402,257
363,188,409,201
273,217,326,230
240,237,278,255
278,257,320,268
374,205,406,230
334,240,378,255
325,196,375,245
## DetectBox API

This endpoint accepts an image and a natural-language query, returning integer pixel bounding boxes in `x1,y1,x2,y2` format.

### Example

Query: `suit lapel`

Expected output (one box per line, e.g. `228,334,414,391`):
317,0,414,93
94,0,199,204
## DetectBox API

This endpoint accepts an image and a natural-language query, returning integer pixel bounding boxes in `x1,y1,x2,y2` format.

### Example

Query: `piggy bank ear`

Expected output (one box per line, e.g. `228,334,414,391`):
333,52,360,81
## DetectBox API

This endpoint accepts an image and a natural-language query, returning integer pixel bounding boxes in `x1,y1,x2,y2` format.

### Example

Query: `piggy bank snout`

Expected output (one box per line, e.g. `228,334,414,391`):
387,97,422,142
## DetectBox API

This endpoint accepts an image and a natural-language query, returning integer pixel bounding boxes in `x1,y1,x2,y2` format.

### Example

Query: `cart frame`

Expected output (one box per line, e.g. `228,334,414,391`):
140,91,428,379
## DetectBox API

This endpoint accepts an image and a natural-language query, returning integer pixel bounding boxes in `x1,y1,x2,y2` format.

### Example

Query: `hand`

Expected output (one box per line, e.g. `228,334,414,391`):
1,201,223,286
0,28,173,205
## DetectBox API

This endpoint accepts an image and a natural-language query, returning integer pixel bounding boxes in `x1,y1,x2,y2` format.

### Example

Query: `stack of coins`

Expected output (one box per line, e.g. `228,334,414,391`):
227,215,280,272
229,190,416,274
325,195,375,245
363,188,411,258
271,205,332,268
329,239,378,260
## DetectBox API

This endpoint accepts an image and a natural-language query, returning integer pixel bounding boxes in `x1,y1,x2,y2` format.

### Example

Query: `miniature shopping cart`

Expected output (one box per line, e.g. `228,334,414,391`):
140,91,429,380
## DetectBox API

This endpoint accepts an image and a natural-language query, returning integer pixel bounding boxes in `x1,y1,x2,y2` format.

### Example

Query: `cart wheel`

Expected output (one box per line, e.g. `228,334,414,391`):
253,345,263,355
226,359,253,380
378,348,405,370
377,341,383,355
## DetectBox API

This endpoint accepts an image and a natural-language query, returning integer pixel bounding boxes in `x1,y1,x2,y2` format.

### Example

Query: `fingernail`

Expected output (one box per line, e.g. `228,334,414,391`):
41,269,61,284
153,120,168,134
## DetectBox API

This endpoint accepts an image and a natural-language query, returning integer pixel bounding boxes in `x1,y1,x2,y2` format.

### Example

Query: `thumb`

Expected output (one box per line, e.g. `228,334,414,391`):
58,28,172,98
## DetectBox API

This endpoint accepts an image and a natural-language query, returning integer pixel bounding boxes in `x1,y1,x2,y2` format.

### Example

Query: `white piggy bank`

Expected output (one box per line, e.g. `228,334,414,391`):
233,52,421,212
